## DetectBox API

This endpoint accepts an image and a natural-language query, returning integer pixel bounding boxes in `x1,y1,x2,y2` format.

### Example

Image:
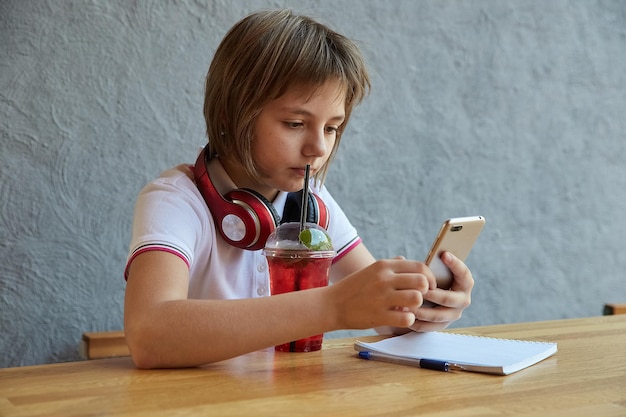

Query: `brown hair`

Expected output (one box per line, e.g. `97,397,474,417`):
203,9,370,184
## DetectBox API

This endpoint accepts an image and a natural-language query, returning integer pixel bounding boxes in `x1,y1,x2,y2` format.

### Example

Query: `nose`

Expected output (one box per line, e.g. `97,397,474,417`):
302,128,330,158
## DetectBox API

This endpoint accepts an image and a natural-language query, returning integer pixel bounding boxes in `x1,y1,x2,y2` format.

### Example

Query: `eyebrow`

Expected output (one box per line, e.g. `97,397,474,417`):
281,107,345,122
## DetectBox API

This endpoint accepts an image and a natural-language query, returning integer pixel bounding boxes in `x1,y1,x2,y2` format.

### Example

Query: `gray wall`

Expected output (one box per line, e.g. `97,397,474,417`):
1,0,625,367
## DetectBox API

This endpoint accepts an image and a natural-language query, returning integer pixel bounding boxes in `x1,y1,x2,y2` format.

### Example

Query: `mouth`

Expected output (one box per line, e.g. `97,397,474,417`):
292,166,316,177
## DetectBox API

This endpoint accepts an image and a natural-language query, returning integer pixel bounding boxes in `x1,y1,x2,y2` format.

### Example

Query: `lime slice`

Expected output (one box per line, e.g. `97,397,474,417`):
299,228,333,251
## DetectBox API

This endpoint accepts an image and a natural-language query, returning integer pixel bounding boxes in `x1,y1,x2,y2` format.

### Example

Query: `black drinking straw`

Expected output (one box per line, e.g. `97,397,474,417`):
299,164,310,233
294,164,310,351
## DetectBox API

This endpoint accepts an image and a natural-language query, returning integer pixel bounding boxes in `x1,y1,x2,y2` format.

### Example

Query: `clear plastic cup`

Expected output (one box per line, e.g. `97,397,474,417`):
263,222,335,352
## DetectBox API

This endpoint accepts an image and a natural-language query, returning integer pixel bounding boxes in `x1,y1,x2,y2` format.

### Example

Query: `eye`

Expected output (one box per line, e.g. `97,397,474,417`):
325,126,339,134
285,121,303,129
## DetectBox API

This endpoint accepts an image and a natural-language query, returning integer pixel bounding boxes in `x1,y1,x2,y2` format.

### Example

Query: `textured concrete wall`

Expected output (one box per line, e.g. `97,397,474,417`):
1,0,625,367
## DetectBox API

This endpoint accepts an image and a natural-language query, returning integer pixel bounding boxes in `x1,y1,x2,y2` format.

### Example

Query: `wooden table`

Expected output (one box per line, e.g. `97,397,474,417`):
1,315,625,416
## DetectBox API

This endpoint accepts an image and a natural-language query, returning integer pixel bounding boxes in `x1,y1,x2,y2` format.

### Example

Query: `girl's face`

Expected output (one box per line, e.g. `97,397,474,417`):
225,80,346,201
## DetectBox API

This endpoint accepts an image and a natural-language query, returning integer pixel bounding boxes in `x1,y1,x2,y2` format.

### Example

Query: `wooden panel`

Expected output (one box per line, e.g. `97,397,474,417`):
2,316,624,416
80,331,129,359
603,303,626,315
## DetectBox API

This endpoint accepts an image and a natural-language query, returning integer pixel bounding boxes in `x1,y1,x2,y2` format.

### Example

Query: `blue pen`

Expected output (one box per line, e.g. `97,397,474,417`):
358,351,462,372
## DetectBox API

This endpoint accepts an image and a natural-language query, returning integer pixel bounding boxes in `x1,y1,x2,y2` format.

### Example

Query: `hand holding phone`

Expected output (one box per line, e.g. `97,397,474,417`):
423,216,485,306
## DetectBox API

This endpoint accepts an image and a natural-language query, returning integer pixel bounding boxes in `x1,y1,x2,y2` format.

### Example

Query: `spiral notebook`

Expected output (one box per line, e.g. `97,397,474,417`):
354,331,557,375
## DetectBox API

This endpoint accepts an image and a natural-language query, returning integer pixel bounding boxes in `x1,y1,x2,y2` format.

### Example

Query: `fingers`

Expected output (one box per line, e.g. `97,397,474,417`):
391,273,431,294
387,306,417,327
372,260,434,325
353,254,474,332
335,257,465,330
389,288,425,311
441,252,474,292
415,297,464,322
408,317,453,333
420,252,473,308
384,258,437,290
409,253,474,329
383,254,472,311
382,261,433,313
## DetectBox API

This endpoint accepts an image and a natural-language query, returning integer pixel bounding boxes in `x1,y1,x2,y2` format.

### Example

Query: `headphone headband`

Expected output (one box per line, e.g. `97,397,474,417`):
193,147,329,250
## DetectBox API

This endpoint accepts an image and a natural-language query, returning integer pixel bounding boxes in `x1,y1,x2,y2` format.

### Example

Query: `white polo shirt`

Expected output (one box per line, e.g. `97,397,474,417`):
125,158,361,300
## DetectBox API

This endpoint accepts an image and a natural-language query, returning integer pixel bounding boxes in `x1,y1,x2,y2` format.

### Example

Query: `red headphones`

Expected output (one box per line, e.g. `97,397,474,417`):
193,147,330,250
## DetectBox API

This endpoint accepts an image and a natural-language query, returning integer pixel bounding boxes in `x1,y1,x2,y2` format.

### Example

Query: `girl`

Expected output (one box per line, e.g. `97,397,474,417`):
124,9,473,369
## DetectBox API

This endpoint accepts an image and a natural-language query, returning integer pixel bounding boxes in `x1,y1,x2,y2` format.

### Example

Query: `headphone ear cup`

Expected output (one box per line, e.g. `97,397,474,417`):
282,190,330,229
309,193,330,229
193,148,280,250
223,188,280,251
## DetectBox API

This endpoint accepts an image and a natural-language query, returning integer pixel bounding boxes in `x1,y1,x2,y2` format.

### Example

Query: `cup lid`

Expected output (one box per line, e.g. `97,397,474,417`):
263,222,335,258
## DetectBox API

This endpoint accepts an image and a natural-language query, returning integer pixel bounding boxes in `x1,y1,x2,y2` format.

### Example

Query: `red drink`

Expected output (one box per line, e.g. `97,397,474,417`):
263,222,335,352
267,254,333,352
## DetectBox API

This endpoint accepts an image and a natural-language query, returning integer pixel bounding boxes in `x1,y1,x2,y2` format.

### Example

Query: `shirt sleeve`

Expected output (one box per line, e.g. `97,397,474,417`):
125,166,213,279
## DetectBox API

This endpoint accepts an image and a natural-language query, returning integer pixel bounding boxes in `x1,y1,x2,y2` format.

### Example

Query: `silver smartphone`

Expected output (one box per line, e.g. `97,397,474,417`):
424,216,485,300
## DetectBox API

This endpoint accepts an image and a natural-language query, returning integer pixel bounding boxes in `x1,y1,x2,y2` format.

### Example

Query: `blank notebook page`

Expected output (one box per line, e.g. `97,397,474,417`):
355,331,558,375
